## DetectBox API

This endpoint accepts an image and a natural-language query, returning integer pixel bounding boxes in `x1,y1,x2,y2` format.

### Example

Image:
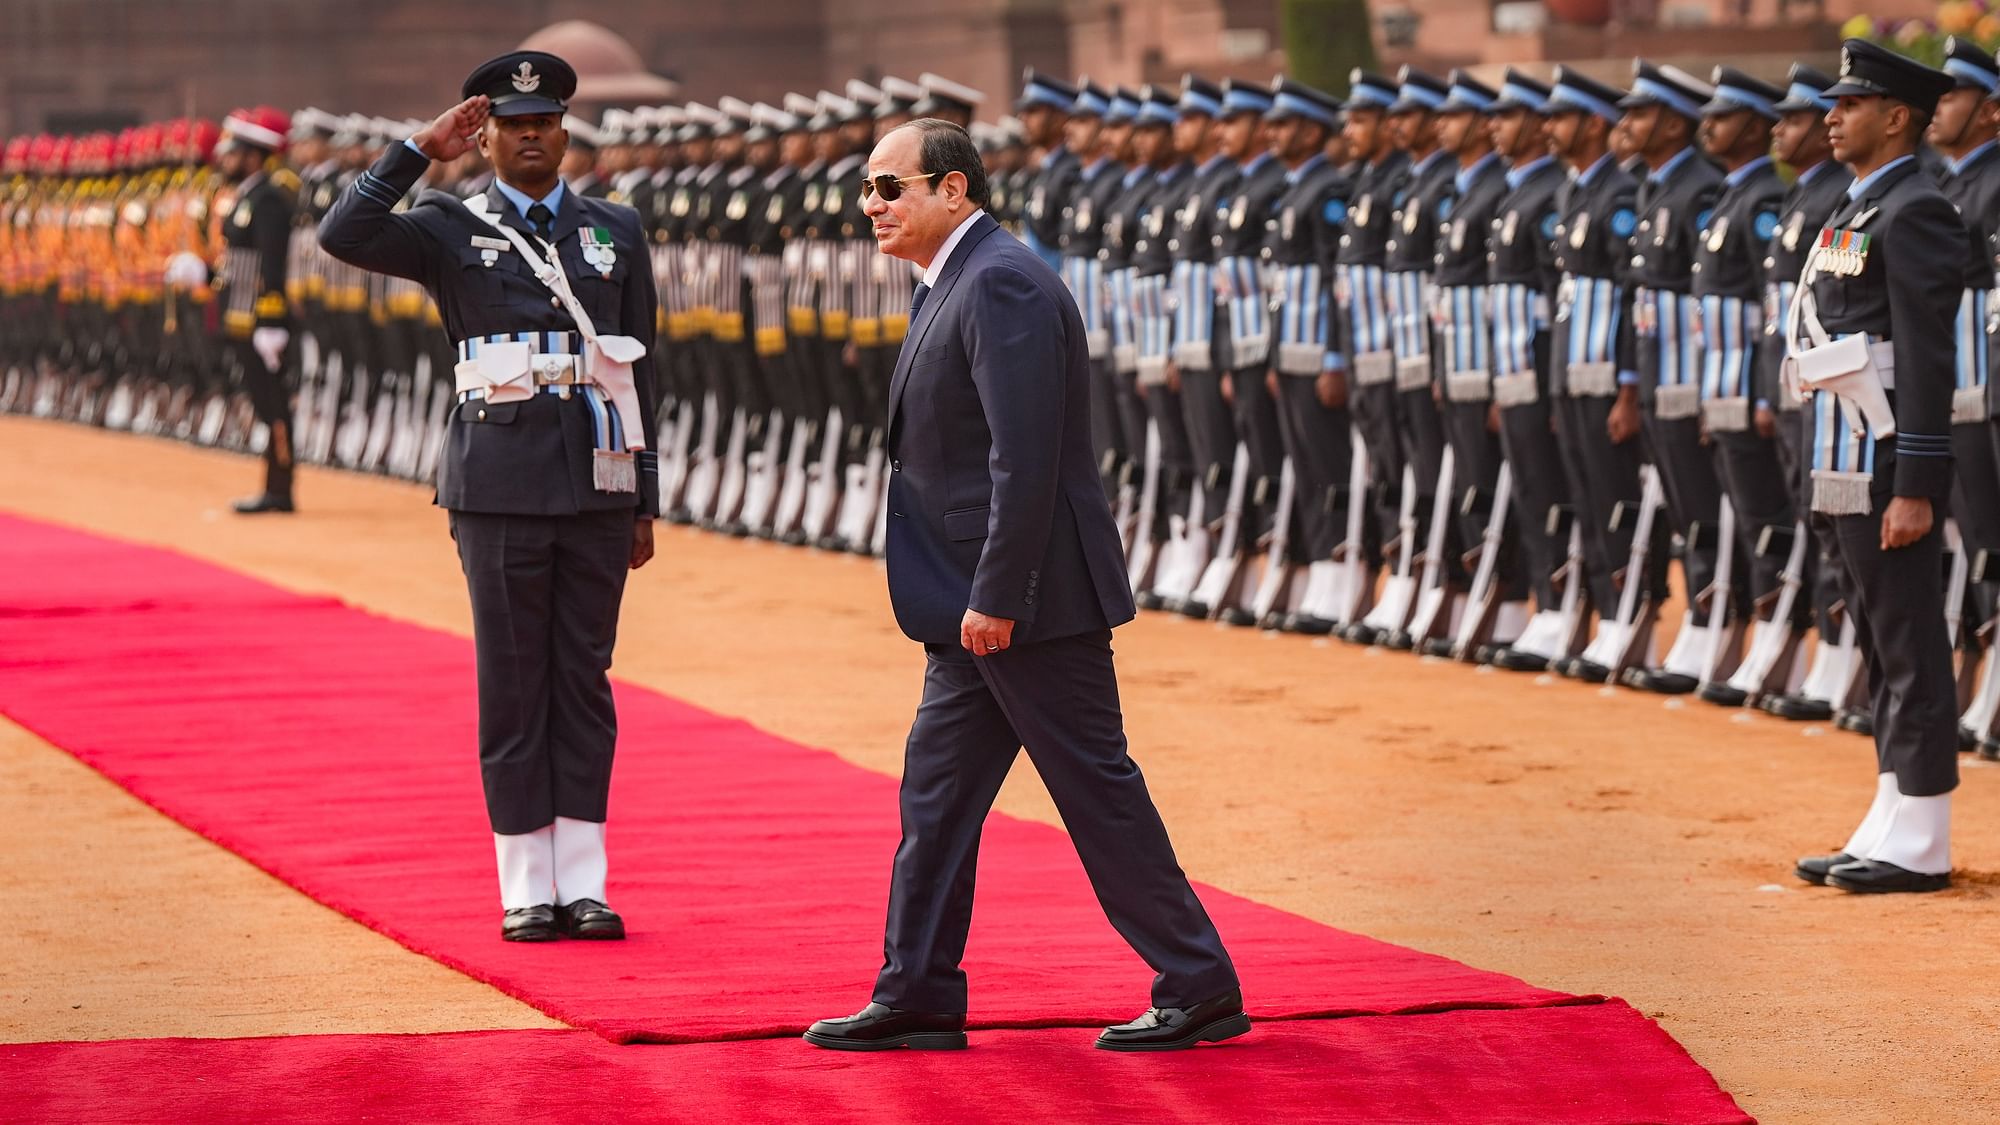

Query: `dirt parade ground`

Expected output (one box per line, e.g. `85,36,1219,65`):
4,414,1999,1123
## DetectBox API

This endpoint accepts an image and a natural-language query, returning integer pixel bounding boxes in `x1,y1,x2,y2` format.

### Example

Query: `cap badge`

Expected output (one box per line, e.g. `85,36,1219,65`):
512,63,542,94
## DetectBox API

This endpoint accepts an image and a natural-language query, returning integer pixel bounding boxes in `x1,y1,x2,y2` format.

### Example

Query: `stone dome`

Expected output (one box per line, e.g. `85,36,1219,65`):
518,20,678,105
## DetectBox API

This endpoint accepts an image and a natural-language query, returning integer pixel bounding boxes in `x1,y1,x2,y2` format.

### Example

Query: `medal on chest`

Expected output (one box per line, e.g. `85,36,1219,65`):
1075,197,1094,232
804,184,822,213
1815,226,1870,277
1146,205,1165,237
725,192,749,221
1029,187,1046,220
670,189,691,217
1401,205,1419,234
1354,194,1371,229
1500,210,1518,247
1281,207,1296,241
1449,220,1466,253
824,185,843,215
1705,215,1729,253
1783,211,1804,251
1652,207,1669,246
581,226,617,277
1229,196,1247,230
1569,211,1589,249
766,195,785,225
232,202,252,228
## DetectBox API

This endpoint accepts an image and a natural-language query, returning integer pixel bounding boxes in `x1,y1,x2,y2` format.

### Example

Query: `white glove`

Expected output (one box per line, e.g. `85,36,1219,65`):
163,251,209,287
252,327,290,372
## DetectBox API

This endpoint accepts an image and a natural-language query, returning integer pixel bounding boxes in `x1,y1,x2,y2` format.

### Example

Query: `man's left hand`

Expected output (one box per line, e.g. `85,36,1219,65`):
630,518,655,569
1881,496,1932,551
961,608,1015,656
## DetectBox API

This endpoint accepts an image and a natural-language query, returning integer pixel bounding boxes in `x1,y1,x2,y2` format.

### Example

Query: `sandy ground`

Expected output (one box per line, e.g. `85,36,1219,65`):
3,415,1999,1123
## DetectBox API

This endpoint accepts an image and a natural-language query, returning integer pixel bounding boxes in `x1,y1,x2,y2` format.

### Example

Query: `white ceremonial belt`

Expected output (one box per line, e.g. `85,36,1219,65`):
453,342,591,403
1793,335,1897,438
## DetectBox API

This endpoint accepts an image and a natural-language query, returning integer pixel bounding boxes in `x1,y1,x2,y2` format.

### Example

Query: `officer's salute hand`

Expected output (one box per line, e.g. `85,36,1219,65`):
413,96,492,162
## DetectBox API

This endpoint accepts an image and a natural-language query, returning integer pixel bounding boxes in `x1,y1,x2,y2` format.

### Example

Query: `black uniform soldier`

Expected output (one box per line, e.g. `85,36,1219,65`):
214,107,299,514
1790,42,1963,894
1927,37,2000,702
1758,66,1857,722
1430,72,1524,653
1543,66,1652,683
1690,68,1792,706
1055,81,1126,502
1482,71,1576,671
1016,69,1081,272
1259,77,1357,633
1620,61,1728,694
319,51,661,938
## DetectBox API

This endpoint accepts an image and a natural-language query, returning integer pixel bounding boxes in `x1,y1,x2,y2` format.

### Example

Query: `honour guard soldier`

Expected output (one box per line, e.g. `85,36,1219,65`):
736,101,811,537
1759,66,1858,722
1129,79,1216,609
1099,87,1166,557
1791,41,1963,894
214,107,299,514
1619,60,1728,692
1690,67,1794,706
1927,37,2000,736
1331,68,1410,641
1543,66,1653,683
912,73,984,130
562,114,607,198
1017,69,1082,272
1429,71,1526,655
1357,66,1457,647
1482,71,1577,671
1260,77,1358,633
1055,81,1125,503
319,50,662,937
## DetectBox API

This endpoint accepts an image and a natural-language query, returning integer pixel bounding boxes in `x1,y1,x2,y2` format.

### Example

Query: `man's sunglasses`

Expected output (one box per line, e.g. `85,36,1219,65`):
860,170,944,201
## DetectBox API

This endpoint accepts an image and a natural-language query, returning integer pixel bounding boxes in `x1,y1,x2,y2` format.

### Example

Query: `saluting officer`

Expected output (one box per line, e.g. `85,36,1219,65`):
319,51,662,939
214,107,299,515
1791,42,1964,895
1758,65,1857,723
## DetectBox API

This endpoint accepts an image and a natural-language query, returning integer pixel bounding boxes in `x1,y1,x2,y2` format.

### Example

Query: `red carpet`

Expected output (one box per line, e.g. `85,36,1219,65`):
0,511,1751,1123
2,1002,1751,1125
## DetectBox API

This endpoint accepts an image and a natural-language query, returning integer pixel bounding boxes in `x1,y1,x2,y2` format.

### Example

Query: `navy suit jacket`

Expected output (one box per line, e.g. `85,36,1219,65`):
883,211,1138,646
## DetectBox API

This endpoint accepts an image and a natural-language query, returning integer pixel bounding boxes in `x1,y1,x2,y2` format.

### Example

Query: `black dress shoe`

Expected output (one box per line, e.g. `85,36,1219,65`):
1625,667,1699,694
231,493,295,514
803,1003,967,1051
1221,607,1259,627
1794,851,1855,886
1096,989,1250,1052
1489,646,1550,673
1764,693,1833,721
1418,636,1455,658
1342,622,1385,645
1980,737,2000,763
1698,682,1748,707
1178,599,1212,620
1284,612,1335,636
501,904,559,942
1135,590,1166,612
1836,710,1874,736
557,899,625,940
1826,858,1951,894
1563,657,1610,684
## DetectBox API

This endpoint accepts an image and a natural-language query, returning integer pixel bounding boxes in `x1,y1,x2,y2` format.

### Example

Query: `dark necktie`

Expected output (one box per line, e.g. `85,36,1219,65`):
910,282,931,320
527,201,555,243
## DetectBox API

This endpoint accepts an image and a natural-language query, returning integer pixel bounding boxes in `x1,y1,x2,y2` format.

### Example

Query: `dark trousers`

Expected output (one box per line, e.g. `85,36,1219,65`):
1950,420,2000,630
874,630,1238,1014
1350,379,1404,554
451,508,635,834
1554,394,1654,610
1140,382,1196,534
1496,395,1571,610
1441,397,1522,602
1774,405,1847,635
1711,429,1798,617
1833,494,1960,797
1273,374,1357,560
1641,412,1727,612
1228,364,1291,549
1178,368,1237,509
230,338,293,500
1088,357,1124,499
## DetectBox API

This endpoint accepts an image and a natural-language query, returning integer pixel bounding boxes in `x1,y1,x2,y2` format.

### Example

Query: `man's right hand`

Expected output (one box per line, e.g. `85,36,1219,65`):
1607,386,1641,445
412,96,491,162
1316,368,1348,410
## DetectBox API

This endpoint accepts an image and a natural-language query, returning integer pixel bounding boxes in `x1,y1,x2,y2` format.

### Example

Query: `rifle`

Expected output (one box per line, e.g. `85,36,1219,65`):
1663,497,1746,695
1250,457,1303,628
1578,464,1665,682
1127,419,1164,595
1711,521,1809,705
737,407,787,535
795,405,844,546
1453,460,1514,660
1186,443,1253,620
1348,464,1420,644
707,405,750,530
1156,478,1212,611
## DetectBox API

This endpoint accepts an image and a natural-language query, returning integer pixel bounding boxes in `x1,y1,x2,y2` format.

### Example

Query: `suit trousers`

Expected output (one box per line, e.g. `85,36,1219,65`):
874,630,1239,1014
451,507,635,834
1834,500,1960,796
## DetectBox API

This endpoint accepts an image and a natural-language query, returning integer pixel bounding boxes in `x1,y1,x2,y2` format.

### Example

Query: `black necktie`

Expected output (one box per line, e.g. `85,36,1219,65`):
910,282,931,320
527,202,555,243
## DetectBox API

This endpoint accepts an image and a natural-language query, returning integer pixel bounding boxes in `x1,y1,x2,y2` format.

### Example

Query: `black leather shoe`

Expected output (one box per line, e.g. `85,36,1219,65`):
1096,989,1250,1052
1826,858,1951,894
501,904,559,942
231,493,295,514
557,899,625,940
1980,737,2000,763
1178,599,1212,620
1794,852,1855,886
1764,693,1833,721
803,1003,967,1051
1221,607,1258,627
1562,657,1610,684
1284,612,1335,636
1135,590,1167,612
1625,667,1699,694
1698,682,1748,707
1489,647,1551,673
1836,710,1874,736
1418,636,1455,658
1342,622,1385,645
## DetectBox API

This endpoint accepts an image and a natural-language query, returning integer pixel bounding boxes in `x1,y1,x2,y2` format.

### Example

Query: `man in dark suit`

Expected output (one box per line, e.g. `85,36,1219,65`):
319,51,660,941
804,118,1244,1052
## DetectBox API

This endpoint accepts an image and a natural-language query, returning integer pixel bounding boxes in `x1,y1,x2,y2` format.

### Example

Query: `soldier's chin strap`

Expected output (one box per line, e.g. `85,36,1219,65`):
462,194,650,452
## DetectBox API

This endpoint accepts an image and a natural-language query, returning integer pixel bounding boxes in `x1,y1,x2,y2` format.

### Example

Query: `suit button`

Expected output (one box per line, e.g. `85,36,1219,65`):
891,459,901,471
1024,595,1035,605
